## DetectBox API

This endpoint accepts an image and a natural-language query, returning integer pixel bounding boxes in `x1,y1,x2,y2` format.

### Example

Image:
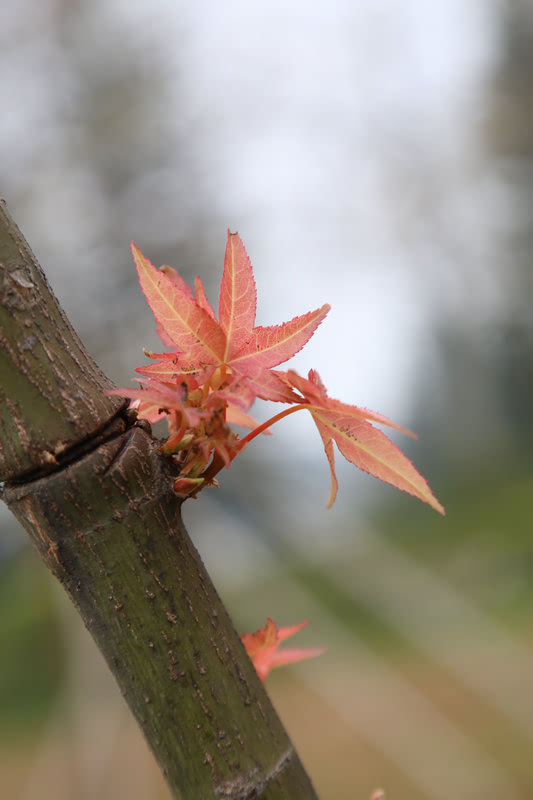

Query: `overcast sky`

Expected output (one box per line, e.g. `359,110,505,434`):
172,0,496,446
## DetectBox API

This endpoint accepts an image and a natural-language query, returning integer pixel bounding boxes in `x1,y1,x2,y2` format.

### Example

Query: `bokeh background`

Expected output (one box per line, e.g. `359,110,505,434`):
1,1,532,798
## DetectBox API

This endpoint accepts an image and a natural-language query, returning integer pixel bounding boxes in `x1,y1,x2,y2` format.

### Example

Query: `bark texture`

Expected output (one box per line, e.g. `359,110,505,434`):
0,201,125,481
0,202,319,800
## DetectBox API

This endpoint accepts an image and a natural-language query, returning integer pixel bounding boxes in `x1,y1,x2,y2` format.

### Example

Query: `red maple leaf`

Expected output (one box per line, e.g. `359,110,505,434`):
241,618,324,682
110,230,444,513
131,233,329,403
279,369,445,514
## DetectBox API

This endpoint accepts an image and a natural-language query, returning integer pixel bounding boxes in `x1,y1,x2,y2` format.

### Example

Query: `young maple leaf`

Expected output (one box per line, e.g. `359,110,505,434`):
280,369,445,514
218,231,257,358
110,229,444,514
131,232,329,402
108,378,205,425
240,618,324,683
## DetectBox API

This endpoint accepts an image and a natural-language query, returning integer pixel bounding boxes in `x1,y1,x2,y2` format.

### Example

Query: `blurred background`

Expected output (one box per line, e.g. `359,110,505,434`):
1,1,532,798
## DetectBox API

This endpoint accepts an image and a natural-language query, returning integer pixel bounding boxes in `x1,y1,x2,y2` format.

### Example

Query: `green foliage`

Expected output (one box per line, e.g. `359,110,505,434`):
380,462,533,627
0,553,64,737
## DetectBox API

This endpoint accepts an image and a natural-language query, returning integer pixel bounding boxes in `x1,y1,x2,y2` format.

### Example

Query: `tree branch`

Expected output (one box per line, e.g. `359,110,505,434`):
0,202,319,800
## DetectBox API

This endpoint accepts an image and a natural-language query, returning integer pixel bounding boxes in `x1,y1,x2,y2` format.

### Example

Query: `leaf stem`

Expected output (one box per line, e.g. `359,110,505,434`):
234,403,309,455
200,403,309,485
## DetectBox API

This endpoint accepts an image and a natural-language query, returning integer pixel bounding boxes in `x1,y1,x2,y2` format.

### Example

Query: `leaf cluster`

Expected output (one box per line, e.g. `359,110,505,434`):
109,232,443,514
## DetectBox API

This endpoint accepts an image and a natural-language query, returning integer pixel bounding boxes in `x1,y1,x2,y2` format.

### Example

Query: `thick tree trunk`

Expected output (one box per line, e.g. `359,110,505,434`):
0,201,319,800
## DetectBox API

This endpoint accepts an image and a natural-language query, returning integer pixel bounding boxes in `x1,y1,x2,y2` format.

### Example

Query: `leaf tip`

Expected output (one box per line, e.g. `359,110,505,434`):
433,497,446,516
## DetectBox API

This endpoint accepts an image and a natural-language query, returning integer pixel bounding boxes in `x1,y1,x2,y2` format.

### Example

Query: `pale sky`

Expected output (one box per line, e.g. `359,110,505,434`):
0,0,499,520
168,0,495,448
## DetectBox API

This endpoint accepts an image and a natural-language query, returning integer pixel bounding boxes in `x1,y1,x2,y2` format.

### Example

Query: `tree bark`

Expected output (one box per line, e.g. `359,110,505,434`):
0,201,319,800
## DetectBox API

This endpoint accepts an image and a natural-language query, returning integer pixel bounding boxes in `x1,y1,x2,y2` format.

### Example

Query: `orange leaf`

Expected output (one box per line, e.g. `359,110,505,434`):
131,243,226,369
312,407,444,513
239,367,299,404
194,275,216,320
282,370,444,513
107,381,206,429
289,369,417,439
131,241,326,396
113,234,444,514
230,305,330,373
219,231,257,358
225,404,269,432
241,618,324,682
160,264,194,297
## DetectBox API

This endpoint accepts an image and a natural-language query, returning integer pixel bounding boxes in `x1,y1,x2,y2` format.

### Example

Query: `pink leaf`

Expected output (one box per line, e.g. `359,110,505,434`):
230,304,330,373
218,231,257,359
318,432,339,508
225,404,270,432
311,407,445,514
241,368,300,404
241,618,324,682
194,275,216,320
279,369,443,511
107,381,206,428
290,369,417,438
160,264,194,298
131,243,226,368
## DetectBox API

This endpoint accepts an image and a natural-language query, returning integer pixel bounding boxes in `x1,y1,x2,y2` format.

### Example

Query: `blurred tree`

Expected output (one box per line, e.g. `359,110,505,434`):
484,0,533,448
404,0,533,475
0,0,219,363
